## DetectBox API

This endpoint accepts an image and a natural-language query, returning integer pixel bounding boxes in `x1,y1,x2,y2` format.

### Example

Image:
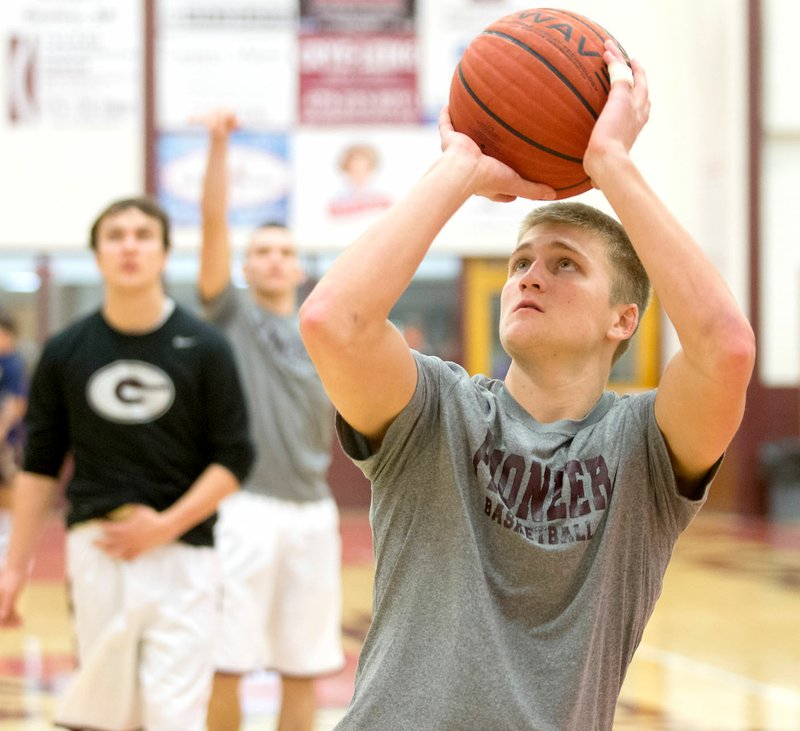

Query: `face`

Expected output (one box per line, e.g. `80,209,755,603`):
499,222,630,363
344,151,376,186
243,226,304,298
0,327,13,354
93,207,168,291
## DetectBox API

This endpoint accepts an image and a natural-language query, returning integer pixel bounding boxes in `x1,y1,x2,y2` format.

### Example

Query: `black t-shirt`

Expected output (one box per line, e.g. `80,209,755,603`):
24,306,254,546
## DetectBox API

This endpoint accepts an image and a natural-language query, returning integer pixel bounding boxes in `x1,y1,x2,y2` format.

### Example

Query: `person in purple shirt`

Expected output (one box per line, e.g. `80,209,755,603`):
0,310,28,556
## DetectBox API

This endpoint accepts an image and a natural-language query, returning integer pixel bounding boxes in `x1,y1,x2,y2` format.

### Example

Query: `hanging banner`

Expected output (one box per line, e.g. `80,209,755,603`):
291,127,434,246
157,130,291,228
299,32,418,125
299,0,414,33
156,0,296,130
298,0,417,125
5,0,140,126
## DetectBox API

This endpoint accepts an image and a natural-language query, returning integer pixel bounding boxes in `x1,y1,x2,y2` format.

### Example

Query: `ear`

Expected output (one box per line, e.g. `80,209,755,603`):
608,303,639,343
242,258,253,284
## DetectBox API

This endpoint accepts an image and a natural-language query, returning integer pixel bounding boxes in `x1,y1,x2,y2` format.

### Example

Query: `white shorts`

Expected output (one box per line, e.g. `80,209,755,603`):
213,491,344,677
55,522,219,731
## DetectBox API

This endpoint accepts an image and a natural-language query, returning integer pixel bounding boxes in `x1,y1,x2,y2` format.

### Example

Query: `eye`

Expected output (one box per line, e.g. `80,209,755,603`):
511,258,530,273
557,258,576,271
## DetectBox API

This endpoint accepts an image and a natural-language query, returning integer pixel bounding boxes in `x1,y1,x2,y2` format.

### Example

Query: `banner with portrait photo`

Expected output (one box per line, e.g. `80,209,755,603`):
290,125,572,254
291,127,434,248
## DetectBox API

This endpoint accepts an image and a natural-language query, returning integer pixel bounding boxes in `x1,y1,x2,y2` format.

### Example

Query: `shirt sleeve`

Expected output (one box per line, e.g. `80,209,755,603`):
336,352,455,481
22,342,71,477
199,333,254,484
202,283,239,327
1,354,28,398
634,390,711,535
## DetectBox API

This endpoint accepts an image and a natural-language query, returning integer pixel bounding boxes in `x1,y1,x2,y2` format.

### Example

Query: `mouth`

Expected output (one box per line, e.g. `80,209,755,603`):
514,300,544,314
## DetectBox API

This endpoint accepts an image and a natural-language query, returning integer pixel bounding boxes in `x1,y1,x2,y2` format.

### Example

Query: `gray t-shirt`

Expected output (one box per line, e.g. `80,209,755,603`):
336,352,710,731
204,285,334,502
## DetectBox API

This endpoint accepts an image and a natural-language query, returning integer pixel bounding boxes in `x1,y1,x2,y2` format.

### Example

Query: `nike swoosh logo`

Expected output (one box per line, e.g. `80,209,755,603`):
172,335,198,349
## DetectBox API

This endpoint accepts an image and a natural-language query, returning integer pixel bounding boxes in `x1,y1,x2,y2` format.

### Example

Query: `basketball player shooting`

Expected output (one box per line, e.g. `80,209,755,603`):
298,40,755,730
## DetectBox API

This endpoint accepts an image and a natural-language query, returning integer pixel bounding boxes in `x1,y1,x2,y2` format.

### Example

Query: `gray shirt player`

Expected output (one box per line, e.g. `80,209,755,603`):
204,285,334,502
336,352,710,731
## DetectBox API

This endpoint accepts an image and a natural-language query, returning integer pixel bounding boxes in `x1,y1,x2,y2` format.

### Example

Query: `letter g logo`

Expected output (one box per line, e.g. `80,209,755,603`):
86,360,175,424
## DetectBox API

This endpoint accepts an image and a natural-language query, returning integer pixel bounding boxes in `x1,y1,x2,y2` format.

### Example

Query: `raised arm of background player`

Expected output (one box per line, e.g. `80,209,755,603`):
198,109,239,303
583,41,755,493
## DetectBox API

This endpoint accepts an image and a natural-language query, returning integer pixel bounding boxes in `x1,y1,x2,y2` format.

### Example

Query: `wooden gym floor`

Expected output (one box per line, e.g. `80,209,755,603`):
0,509,799,730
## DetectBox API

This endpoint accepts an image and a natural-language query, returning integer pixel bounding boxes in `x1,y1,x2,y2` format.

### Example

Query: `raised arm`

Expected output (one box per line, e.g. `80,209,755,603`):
299,112,555,447
198,110,239,302
585,42,755,492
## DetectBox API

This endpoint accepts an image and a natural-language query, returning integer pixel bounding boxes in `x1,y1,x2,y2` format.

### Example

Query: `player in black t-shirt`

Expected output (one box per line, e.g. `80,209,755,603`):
0,197,254,731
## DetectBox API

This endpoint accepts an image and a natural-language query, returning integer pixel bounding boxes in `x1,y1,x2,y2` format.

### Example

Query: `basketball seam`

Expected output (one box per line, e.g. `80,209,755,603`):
553,8,617,91
553,9,630,60
551,10,608,45
481,30,600,121
456,62,584,165
555,176,591,194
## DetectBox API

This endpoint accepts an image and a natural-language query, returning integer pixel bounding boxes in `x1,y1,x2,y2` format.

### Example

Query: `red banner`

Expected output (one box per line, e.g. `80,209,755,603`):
299,33,418,124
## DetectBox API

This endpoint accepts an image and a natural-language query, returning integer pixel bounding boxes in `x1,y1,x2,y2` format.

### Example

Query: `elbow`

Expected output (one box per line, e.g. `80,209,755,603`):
300,284,384,360
711,313,756,383
299,289,352,354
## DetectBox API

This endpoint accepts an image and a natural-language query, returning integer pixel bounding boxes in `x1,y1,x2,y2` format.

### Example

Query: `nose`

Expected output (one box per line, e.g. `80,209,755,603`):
520,260,546,291
120,232,139,250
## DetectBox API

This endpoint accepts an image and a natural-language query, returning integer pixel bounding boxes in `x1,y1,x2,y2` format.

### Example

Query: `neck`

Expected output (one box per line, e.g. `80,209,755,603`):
503,357,610,423
250,288,296,316
103,285,169,333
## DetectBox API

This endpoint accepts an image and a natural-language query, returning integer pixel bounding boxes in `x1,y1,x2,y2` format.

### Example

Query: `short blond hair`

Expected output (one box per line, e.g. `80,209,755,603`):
517,202,650,364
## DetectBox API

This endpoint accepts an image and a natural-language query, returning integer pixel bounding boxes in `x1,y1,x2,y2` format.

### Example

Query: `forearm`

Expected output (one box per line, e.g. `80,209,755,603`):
199,136,232,300
202,135,230,224
592,153,754,369
4,472,57,572
0,396,25,441
159,463,238,542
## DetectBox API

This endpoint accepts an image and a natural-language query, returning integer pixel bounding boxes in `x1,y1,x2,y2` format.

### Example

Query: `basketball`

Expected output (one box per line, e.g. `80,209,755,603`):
448,8,628,199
